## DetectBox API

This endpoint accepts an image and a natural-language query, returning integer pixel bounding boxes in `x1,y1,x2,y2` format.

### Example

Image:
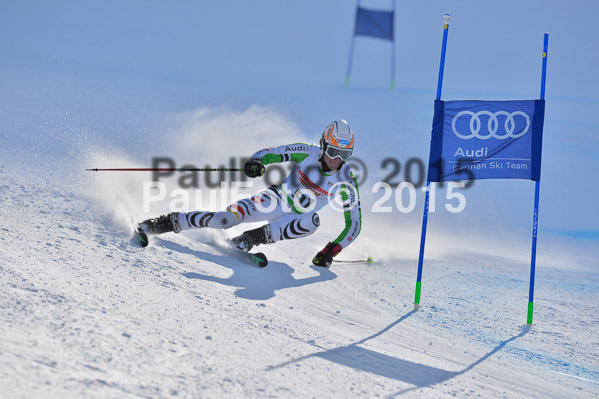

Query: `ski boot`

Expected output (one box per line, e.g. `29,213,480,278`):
231,224,273,252
138,212,181,235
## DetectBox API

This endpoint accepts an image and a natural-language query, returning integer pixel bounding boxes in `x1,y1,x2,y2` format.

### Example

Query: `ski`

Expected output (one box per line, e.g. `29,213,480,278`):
129,216,150,248
135,230,149,248
132,217,267,267
235,250,268,268
226,240,268,267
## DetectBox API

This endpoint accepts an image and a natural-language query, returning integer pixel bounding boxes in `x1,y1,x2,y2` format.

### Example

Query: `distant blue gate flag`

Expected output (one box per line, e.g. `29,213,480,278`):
355,7,394,41
346,1,396,88
427,99,545,182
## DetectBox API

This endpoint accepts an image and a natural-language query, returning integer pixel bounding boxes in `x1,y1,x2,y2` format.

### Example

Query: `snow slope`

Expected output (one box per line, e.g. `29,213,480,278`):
2,1,599,397
1,149,598,398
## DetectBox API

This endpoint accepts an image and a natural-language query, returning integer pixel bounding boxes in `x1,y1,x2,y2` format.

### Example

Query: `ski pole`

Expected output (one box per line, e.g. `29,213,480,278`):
333,256,373,265
86,168,244,172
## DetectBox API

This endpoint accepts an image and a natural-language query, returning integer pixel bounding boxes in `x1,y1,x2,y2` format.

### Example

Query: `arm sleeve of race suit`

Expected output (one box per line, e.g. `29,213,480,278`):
332,170,362,249
250,143,312,165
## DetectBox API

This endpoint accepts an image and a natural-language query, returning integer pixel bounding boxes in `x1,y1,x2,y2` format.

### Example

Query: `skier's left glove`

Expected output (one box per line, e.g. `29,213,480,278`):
244,159,265,178
312,242,342,267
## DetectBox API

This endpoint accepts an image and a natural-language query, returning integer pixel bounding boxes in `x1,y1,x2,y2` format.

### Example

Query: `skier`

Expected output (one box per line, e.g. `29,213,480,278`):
139,119,362,267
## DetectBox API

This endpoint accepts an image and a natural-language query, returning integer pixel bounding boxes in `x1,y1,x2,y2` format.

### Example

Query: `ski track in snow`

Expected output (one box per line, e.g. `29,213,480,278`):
1,156,598,398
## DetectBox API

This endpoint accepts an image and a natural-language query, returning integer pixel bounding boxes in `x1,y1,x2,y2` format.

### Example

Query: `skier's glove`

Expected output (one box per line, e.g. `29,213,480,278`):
312,242,342,267
244,159,265,178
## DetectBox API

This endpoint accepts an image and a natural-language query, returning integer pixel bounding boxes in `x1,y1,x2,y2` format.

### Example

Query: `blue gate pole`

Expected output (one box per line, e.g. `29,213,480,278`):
414,13,450,311
527,33,548,325
345,0,361,85
390,0,396,90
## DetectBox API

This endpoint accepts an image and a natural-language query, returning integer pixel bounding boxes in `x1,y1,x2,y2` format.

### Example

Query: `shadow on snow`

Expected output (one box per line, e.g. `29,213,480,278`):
158,239,337,300
267,310,531,395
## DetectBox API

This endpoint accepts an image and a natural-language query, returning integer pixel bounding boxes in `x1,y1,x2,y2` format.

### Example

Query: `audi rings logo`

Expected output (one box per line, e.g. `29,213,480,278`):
452,110,530,140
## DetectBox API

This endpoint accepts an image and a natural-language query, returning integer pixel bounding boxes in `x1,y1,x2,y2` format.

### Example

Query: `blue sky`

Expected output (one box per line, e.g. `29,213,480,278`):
1,0,598,266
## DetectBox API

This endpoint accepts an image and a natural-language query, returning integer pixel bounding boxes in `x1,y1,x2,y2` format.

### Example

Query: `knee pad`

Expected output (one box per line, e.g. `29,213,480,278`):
183,211,240,229
271,212,320,241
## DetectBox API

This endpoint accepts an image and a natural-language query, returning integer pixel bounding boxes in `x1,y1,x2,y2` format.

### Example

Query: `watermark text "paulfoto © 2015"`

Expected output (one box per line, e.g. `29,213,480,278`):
143,180,468,215
150,156,475,189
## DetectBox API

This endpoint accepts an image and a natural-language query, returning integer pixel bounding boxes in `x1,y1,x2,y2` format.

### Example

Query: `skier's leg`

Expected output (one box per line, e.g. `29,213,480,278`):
269,212,320,242
139,185,289,240
231,212,320,252
177,186,285,231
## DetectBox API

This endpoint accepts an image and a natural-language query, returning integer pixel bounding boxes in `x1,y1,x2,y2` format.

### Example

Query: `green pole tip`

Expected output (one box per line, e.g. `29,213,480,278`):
367,256,374,264
527,301,534,325
414,281,422,306
345,75,351,85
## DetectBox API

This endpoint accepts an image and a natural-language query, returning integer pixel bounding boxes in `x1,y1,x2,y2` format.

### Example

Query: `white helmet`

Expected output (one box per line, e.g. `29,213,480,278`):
319,120,354,161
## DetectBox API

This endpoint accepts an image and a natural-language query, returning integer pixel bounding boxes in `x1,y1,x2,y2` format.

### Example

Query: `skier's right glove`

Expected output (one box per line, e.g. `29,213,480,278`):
244,159,265,178
312,242,342,267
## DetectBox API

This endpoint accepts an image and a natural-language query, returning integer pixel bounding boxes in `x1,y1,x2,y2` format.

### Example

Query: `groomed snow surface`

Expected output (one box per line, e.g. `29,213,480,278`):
1,154,598,398
2,1,599,397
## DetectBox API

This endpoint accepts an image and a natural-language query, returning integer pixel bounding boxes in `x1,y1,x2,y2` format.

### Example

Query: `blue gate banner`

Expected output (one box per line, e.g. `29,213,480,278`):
355,7,394,41
427,99,545,182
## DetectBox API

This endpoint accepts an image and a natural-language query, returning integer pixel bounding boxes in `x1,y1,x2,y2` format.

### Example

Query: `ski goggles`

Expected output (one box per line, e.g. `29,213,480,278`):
324,144,353,161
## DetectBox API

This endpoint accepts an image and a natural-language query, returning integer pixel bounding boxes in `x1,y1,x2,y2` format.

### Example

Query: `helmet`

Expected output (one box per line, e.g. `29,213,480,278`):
320,120,354,161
